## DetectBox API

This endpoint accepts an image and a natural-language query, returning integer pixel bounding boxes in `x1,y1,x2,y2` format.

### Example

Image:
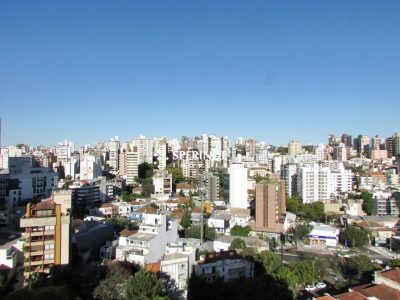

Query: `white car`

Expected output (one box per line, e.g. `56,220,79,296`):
316,282,327,289
305,285,317,292
371,259,383,265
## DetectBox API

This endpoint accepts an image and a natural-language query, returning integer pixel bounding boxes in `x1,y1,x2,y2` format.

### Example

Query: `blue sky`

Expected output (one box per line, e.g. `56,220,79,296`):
1,1,400,147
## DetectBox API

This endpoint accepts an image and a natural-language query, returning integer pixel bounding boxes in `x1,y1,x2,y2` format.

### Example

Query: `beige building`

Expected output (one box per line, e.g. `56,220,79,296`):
288,140,302,157
254,181,286,233
20,190,71,281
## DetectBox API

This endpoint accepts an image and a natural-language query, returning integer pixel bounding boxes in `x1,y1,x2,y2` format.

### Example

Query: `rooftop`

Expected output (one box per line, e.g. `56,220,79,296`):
32,199,55,211
127,232,157,242
378,268,400,284
198,250,245,265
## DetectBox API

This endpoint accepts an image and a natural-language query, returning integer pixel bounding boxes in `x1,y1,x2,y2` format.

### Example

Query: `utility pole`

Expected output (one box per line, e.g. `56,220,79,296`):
200,177,205,244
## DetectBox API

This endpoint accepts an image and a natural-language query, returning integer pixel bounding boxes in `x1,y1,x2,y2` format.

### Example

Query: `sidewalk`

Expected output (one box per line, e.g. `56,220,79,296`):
368,245,399,259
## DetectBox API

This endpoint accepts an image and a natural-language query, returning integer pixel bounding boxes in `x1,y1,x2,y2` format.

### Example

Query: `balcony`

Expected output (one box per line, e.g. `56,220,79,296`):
24,259,54,267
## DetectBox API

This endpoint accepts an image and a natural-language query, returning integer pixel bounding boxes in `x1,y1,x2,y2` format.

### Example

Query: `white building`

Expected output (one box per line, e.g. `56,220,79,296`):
55,139,74,162
106,136,120,171
228,164,248,209
194,250,254,283
131,135,154,164
0,146,23,170
152,170,172,197
64,156,78,180
115,213,178,266
161,240,198,297
207,213,230,233
307,223,339,247
125,148,140,185
80,155,102,180
0,157,58,226
297,163,353,203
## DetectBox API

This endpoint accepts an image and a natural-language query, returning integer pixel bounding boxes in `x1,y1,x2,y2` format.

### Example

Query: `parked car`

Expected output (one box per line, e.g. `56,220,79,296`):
371,258,383,265
305,285,317,292
316,282,327,289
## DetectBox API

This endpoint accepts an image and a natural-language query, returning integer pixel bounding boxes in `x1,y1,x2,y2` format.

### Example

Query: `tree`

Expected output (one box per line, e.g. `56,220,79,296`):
167,167,184,185
93,262,134,300
289,261,317,286
125,269,164,300
180,212,192,229
389,258,400,268
230,225,251,237
342,254,376,280
255,250,282,277
360,192,374,215
291,223,313,248
184,225,216,241
341,225,370,248
229,238,246,250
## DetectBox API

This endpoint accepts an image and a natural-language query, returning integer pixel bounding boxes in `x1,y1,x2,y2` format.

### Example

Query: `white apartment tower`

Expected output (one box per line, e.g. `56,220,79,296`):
131,135,154,164
80,155,102,180
107,136,120,171
228,164,248,209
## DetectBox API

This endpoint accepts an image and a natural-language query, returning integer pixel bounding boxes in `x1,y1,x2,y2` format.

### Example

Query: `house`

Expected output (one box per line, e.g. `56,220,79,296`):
129,205,157,222
194,250,254,283
356,221,394,246
176,183,196,197
98,203,118,218
207,213,230,234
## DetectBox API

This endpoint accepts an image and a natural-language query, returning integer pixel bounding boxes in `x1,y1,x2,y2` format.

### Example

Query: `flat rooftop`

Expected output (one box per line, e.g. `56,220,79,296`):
127,232,157,242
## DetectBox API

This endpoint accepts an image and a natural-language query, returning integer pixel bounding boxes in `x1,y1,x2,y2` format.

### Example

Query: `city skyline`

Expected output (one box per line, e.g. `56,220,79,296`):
1,1,400,146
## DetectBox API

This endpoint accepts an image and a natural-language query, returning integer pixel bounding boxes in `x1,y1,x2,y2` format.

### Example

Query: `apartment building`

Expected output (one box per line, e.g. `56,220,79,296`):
20,190,71,281
229,164,248,209
254,181,286,233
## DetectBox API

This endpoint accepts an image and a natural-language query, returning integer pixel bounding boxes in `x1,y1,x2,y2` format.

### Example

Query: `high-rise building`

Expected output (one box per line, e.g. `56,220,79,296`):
0,157,58,226
131,135,154,164
288,140,302,157
386,133,400,158
125,146,140,185
55,140,74,163
20,190,71,281
341,134,353,147
245,138,257,160
202,172,220,202
106,136,120,171
281,163,297,197
228,164,248,209
255,181,286,232
297,163,353,203
80,155,102,180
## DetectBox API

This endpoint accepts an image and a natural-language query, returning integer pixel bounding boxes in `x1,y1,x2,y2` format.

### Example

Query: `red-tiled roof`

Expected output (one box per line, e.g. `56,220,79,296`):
171,208,184,220
314,296,336,300
177,196,189,204
336,291,368,300
146,262,161,273
100,203,117,208
137,206,157,213
355,283,400,300
378,268,400,284
176,183,193,189
119,228,137,237
32,199,55,211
